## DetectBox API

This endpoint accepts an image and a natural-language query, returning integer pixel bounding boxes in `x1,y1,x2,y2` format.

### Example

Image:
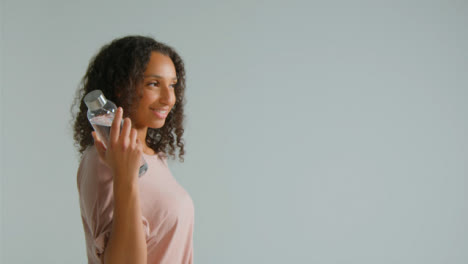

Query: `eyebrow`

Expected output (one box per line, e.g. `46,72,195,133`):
144,74,178,81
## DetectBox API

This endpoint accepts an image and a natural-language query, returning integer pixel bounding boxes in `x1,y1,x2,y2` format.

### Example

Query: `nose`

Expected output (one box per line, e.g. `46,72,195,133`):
159,85,175,105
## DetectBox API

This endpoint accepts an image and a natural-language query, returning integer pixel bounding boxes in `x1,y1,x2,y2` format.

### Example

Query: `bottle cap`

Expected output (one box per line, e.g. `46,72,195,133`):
84,90,107,111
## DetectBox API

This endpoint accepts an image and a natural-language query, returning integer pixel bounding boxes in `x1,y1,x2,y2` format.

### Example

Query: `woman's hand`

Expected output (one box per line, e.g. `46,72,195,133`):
92,107,142,186
92,107,147,264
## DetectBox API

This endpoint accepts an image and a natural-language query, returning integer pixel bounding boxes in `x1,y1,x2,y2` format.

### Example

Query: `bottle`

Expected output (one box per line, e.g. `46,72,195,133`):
84,90,148,177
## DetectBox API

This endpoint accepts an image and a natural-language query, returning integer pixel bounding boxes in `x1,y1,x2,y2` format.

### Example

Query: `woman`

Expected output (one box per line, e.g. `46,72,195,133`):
72,35,194,264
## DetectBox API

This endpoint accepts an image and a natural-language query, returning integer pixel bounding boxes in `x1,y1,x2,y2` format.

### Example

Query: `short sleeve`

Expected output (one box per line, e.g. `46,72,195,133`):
94,225,111,262
93,218,150,263
77,146,150,263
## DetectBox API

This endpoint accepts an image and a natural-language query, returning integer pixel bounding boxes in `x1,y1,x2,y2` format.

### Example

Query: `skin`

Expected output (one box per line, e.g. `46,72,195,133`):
93,51,178,182
90,51,178,264
131,51,178,155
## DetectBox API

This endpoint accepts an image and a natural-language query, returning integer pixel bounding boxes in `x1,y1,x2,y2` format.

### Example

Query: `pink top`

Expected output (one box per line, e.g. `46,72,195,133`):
77,146,194,264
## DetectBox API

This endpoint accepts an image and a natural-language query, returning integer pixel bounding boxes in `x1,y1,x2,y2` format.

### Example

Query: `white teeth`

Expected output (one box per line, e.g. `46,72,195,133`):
152,108,168,114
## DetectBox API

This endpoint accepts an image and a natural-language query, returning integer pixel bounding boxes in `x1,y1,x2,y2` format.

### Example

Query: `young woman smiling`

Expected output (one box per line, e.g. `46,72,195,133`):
72,35,194,264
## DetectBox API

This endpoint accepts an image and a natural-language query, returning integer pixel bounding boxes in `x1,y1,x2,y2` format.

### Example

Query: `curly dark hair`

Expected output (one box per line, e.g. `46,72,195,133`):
71,35,186,162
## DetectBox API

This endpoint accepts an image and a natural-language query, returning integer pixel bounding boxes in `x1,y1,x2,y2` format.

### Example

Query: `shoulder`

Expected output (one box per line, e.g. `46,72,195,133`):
78,145,113,182
156,151,169,166
156,151,167,159
79,145,100,169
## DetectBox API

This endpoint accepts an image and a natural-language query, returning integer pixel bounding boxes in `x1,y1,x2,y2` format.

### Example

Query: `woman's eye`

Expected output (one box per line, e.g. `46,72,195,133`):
148,82,176,88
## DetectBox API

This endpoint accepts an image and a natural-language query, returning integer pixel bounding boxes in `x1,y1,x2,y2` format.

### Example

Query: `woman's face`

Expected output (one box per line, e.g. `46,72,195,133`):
131,51,178,129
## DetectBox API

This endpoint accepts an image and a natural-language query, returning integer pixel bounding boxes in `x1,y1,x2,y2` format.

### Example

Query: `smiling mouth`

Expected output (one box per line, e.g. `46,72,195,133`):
151,108,169,118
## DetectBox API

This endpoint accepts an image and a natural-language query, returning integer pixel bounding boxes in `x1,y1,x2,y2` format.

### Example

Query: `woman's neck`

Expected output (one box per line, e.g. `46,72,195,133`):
135,126,155,155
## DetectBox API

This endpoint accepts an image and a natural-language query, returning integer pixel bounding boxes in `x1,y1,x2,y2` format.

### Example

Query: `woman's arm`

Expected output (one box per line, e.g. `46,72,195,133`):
103,181,147,264
92,107,147,264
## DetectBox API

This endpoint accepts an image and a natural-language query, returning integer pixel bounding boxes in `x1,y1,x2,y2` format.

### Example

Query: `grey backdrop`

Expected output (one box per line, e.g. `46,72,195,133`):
1,0,467,263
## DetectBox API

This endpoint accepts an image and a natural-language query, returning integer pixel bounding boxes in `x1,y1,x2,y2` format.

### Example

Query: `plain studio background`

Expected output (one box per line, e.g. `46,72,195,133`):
1,0,467,263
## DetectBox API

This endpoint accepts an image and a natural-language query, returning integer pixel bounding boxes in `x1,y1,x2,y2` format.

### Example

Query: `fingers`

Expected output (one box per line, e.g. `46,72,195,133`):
135,138,143,152
120,117,132,149
130,127,138,148
103,107,139,154
110,107,123,145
